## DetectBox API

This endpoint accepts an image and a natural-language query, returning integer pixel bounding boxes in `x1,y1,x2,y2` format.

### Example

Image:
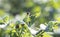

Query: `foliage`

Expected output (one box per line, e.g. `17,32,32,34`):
0,0,60,37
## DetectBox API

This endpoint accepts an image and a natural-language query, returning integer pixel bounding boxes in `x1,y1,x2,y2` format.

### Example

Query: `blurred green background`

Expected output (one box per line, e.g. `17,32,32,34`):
0,0,60,37
0,0,60,27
